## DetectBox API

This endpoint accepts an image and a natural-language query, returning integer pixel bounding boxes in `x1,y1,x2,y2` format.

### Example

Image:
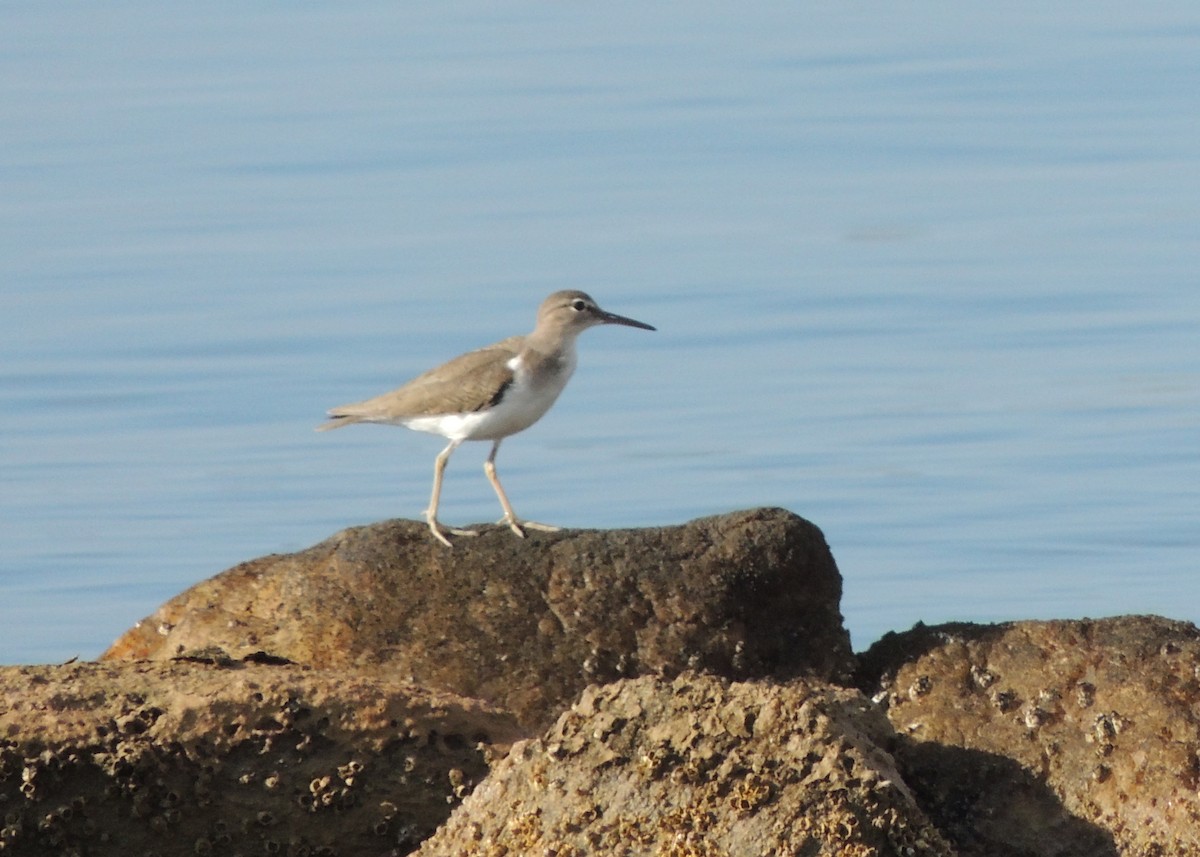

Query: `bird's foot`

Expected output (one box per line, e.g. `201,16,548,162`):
498,516,561,538
425,513,478,548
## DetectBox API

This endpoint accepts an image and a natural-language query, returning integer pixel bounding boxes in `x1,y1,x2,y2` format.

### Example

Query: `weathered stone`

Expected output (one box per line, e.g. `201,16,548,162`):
38,508,1199,854
417,672,956,857
857,615,1200,856
103,508,852,729
0,660,519,857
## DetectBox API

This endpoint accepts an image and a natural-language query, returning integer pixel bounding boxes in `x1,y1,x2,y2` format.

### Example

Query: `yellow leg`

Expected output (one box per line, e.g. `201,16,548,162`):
483,440,560,538
424,439,477,547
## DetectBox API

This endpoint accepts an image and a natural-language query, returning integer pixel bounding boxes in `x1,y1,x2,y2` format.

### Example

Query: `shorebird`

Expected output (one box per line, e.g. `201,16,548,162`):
318,290,655,546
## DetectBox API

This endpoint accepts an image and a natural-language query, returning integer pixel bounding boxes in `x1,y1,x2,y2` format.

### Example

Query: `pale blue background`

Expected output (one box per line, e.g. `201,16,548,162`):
2,3,1198,662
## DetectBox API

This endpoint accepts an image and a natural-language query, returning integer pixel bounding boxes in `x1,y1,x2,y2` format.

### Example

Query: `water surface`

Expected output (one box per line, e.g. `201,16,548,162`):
2,3,1197,661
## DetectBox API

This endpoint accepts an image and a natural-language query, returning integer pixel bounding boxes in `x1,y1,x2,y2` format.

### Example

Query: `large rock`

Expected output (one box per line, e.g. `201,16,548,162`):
417,672,956,857
857,615,1200,856
0,659,518,856
103,508,852,729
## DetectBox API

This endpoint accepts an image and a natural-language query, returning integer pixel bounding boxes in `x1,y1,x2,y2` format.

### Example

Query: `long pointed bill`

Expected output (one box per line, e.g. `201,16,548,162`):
600,310,656,331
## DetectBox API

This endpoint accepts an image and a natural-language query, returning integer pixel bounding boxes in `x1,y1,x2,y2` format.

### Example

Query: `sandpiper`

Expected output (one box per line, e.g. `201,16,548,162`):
318,290,655,546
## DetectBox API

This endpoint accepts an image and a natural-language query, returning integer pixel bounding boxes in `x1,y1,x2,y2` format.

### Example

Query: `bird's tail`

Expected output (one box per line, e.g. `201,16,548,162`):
315,413,366,432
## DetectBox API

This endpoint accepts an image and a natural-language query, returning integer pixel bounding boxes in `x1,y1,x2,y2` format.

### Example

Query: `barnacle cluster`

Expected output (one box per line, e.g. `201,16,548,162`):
0,667,494,856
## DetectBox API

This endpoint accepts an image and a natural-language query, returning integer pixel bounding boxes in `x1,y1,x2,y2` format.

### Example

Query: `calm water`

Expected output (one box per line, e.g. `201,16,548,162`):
2,3,1198,663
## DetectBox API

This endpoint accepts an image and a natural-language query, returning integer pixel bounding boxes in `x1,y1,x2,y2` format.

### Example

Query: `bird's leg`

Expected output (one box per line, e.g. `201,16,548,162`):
483,440,560,538
425,439,477,547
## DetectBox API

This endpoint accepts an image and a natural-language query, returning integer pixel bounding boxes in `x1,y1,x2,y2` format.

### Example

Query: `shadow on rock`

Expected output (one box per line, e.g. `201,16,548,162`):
895,738,1118,857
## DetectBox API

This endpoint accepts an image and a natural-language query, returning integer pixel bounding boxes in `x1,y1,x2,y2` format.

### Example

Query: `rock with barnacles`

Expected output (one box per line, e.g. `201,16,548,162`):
416,672,956,857
102,507,853,729
0,660,519,857
25,504,1200,855
856,615,1200,856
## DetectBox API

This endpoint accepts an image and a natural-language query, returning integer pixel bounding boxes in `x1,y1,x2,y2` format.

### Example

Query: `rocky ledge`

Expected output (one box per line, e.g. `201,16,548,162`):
2,508,1197,856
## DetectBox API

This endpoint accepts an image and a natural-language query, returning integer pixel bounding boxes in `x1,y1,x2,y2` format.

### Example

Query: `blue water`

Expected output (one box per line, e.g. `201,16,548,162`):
2,3,1198,663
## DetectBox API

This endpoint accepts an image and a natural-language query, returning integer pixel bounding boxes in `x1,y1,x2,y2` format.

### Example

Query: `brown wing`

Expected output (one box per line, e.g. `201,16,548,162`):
324,336,523,423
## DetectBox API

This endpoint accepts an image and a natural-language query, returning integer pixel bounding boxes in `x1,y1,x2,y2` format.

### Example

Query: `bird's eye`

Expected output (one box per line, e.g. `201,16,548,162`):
571,299,588,312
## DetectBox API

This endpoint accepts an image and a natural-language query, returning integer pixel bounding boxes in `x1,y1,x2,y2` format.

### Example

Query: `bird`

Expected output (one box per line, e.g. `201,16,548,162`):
318,290,655,547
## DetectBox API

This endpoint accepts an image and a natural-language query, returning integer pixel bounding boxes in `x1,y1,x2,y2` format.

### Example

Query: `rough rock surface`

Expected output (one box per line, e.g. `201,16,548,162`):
17,502,1200,856
102,508,852,729
0,659,519,856
417,672,955,857
857,615,1200,857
